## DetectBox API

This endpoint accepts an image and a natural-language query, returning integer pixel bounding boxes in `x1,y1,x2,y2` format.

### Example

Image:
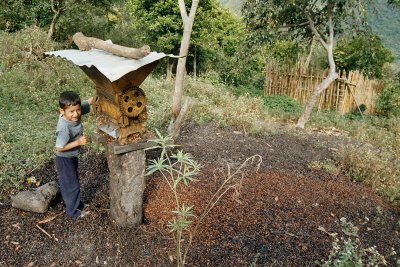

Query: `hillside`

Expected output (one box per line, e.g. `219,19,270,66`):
219,0,242,15
368,0,400,65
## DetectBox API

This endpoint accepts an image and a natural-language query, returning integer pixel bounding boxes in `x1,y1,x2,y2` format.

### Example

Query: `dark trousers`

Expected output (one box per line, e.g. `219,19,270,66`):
56,156,83,218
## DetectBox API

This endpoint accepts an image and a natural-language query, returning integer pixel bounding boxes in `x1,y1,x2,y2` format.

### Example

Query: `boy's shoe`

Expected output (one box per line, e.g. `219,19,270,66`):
78,210,90,219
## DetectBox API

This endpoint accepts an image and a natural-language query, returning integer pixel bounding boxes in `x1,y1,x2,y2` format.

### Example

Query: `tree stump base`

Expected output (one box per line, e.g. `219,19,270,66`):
106,143,146,228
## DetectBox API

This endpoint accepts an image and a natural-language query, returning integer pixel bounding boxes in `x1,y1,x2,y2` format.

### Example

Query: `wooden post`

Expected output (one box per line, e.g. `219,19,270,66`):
106,144,146,228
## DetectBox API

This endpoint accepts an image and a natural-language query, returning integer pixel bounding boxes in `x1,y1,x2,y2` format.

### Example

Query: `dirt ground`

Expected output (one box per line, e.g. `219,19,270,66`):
1,121,399,266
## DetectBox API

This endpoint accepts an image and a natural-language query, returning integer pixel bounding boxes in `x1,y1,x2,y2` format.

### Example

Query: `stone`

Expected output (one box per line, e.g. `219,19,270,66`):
11,181,59,213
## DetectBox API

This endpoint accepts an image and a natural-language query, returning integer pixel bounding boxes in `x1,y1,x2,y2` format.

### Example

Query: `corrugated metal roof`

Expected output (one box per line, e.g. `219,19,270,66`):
45,49,177,82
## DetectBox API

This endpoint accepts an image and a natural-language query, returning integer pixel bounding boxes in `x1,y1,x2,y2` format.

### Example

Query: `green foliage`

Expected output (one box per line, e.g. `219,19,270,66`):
376,79,400,117
125,0,259,88
0,0,52,32
53,2,115,42
125,0,182,53
320,217,389,266
242,0,369,48
267,38,304,66
0,0,116,42
263,95,303,116
344,107,366,121
334,33,393,79
219,0,243,15
0,26,55,69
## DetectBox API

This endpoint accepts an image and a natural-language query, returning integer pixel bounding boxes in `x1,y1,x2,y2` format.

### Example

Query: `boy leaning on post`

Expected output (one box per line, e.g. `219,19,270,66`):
55,90,93,219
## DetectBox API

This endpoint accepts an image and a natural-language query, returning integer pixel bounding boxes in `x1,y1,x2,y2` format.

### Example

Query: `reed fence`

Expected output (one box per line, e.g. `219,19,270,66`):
264,63,383,114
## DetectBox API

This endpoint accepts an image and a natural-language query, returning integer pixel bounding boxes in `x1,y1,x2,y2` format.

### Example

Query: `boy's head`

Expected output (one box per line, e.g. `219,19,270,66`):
59,91,82,122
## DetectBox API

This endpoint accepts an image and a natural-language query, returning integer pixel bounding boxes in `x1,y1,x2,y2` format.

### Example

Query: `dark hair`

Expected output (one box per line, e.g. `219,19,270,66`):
59,91,81,109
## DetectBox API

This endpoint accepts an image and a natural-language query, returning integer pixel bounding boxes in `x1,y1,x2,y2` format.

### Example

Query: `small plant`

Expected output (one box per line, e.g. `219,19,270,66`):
248,253,261,267
309,159,339,175
319,217,389,266
313,141,326,149
371,206,385,226
146,129,262,266
146,129,201,267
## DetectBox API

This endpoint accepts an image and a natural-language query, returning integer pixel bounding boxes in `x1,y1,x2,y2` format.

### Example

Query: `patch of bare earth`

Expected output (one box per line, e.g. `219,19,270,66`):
1,122,399,266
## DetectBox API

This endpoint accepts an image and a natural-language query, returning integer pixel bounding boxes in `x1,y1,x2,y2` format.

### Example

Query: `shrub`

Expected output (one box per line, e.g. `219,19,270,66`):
320,217,390,266
337,143,400,203
263,95,303,122
334,33,394,79
263,95,303,113
0,26,54,69
376,80,400,117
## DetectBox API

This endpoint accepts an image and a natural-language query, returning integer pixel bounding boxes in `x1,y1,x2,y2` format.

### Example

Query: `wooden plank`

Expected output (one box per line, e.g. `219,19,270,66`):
110,140,157,155
91,131,157,155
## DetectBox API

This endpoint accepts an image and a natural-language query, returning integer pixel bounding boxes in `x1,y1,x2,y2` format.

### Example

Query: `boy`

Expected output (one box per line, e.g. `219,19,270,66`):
55,91,93,218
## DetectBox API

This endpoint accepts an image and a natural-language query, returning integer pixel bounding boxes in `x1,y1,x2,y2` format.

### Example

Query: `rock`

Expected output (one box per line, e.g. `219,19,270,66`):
11,181,59,213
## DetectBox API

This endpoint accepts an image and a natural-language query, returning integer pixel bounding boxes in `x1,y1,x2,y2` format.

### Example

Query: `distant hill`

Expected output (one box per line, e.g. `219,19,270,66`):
220,0,400,66
368,0,400,65
219,0,242,15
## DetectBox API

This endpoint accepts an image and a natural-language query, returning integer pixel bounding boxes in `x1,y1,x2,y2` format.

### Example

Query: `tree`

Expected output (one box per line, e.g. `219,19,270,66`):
126,0,249,137
168,0,200,139
125,0,231,79
0,0,52,32
126,0,183,79
0,0,115,41
243,0,373,129
334,32,393,79
47,0,115,40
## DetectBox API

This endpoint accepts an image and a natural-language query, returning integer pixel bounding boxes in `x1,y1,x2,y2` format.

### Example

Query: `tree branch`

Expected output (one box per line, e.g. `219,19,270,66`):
178,0,188,23
279,21,309,29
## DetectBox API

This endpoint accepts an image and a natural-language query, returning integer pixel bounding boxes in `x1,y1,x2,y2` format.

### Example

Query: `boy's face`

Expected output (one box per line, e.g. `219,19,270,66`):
60,104,81,122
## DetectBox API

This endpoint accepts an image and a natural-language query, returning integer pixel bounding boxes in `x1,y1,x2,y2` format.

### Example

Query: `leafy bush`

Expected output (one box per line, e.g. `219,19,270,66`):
376,80,400,117
337,143,400,202
264,95,302,113
0,26,55,69
334,33,394,79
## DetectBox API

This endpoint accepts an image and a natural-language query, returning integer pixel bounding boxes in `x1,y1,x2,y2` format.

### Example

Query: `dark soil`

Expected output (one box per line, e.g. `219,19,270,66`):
1,122,399,266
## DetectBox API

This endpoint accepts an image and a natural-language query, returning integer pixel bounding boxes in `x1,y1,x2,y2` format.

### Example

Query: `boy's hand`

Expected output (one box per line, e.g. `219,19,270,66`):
87,97,94,105
78,136,88,146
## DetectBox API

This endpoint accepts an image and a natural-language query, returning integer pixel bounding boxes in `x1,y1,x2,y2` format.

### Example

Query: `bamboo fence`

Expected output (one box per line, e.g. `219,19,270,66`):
264,63,383,114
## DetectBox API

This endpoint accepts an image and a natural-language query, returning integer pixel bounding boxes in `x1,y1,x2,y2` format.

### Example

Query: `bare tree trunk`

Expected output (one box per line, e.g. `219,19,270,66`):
47,0,64,39
304,36,316,69
193,46,197,81
169,0,199,138
166,59,174,81
296,7,338,130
